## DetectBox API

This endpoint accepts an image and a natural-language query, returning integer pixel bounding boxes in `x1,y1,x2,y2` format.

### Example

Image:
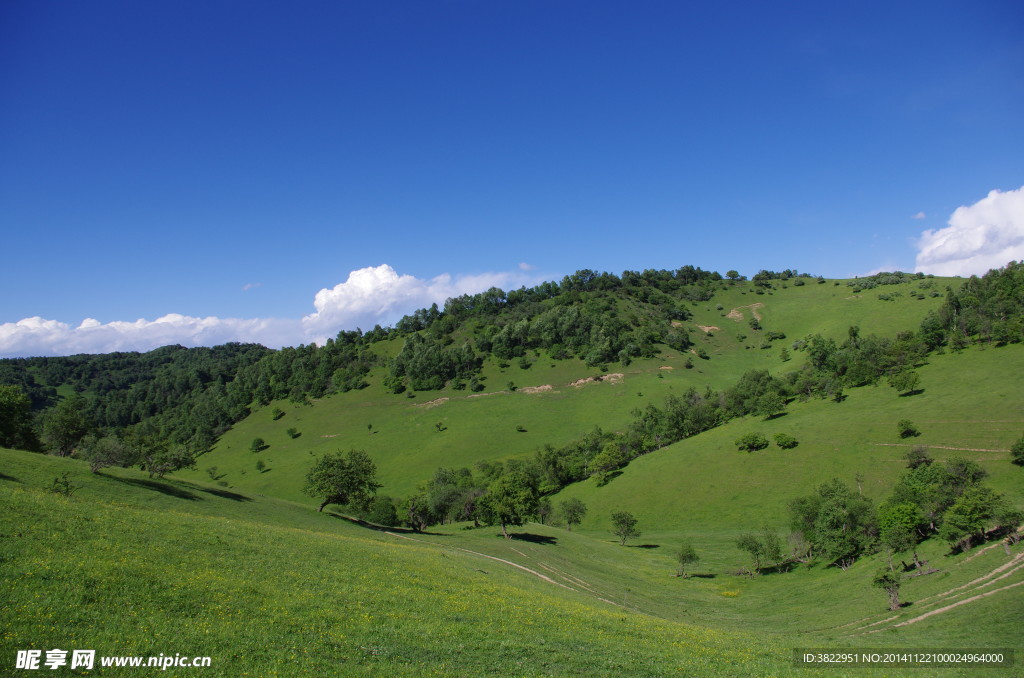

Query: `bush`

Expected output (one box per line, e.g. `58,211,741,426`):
897,419,920,439
286,427,301,439
736,433,770,452
250,437,268,453
774,433,798,449
271,407,285,420
1011,434,1024,466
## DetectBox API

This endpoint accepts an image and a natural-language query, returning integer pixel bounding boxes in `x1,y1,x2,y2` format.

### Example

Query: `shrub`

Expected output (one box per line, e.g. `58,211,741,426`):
1011,434,1024,466
271,407,285,420
286,427,301,439
256,460,266,472
897,419,920,439
736,433,770,452
250,437,268,453
774,433,798,449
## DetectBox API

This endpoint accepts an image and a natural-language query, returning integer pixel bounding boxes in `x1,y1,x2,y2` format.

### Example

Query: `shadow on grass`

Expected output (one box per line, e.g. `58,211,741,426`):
689,573,717,579
508,532,558,545
629,544,661,549
103,475,201,501
898,389,925,397
196,487,252,501
328,512,448,536
0,472,20,483
765,411,789,420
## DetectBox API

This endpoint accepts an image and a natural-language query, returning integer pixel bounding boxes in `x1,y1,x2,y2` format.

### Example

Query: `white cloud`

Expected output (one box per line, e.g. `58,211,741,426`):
915,186,1024,276
300,264,545,343
241,282,262,291
911,211,926,220
518,262,536,271
0,265,549,358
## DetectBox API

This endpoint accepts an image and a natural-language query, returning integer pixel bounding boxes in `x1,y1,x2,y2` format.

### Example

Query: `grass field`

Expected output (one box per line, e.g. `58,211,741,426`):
6,275,1023,676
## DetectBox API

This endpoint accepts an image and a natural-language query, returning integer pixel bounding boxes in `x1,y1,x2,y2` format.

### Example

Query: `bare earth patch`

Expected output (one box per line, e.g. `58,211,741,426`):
414,397,449,409
670,320,684,328
570,373,624,388
520,385,554,394
659,366,673,370
726,302,764,322
872,443,1007,453
320,434,340,438
468,391,507,398
697,325,719,333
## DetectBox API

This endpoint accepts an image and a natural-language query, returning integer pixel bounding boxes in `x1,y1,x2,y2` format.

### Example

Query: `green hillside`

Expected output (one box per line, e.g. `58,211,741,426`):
4,265,1024,676
179,274,959,500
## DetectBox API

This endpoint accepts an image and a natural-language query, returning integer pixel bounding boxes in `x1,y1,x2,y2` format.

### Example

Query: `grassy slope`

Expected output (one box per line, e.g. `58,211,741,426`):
178,276,956,501
0,449,795,677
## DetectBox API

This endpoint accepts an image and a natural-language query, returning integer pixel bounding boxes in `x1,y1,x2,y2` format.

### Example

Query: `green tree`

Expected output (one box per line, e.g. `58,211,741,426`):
675,540,700,578
303,450,382,513
611,510,640,545
250,437,268,453
0,385,38,450
938,485,1003,552
366,495,400,527
888,370,921,395
897,419,920,439
736,527,783,574
905,445,933,469
872,567,902,611
726,270,740,282
40,393,91,456
560,497,587,531
480,470,538,538
535,497,553,525
789,478,877,569
755,392,786,419
79,435,136,474
878,501,923,569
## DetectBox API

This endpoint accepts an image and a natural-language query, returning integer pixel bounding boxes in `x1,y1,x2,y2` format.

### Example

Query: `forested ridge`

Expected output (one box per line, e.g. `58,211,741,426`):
2,262,1023,489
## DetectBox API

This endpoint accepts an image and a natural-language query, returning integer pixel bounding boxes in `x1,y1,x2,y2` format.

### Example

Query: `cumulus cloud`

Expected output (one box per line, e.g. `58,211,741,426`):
300,264,546,343
0,265,549,358
915,186,1024,276
911,211,926,220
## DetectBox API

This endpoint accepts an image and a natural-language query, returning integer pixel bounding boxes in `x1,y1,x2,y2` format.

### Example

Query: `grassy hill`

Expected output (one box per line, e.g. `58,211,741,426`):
179,275,959,500
5,270,1024,675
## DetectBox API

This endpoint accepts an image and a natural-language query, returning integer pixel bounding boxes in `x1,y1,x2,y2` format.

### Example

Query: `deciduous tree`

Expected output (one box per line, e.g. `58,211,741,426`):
304,450,381,513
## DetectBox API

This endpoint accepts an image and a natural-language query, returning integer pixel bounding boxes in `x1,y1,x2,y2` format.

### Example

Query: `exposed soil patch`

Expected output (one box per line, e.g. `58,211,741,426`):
320,434,340,438
659,366,673,370
670,320,684,328
520,385,554,394
467,391,508,398
414,397,449,409
697,325,719,333
570,373,624,387
726,302,764,322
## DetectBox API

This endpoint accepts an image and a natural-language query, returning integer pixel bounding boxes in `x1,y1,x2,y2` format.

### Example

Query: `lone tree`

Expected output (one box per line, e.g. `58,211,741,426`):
897,419,920,439
304,450,381,513
559,497,587,531
611,511,640,545
872,567,902,611
889,370,921,395
480,470,538,538
675,540,700,578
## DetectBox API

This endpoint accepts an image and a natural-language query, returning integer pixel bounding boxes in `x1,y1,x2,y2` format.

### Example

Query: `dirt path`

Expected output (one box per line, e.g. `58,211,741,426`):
385,531,578,591
871,443,1008,453
891,580,1024,629
856,550,1024,634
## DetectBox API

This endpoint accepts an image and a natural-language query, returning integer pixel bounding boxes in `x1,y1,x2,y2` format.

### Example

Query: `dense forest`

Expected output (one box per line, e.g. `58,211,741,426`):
2,262,1023,496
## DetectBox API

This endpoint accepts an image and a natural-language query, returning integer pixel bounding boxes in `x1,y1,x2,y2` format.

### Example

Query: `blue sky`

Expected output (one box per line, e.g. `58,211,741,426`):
2,1,1023,356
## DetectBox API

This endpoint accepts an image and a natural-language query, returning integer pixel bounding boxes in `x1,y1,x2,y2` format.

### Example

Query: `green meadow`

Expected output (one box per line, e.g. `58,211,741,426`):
4,273,1023,676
